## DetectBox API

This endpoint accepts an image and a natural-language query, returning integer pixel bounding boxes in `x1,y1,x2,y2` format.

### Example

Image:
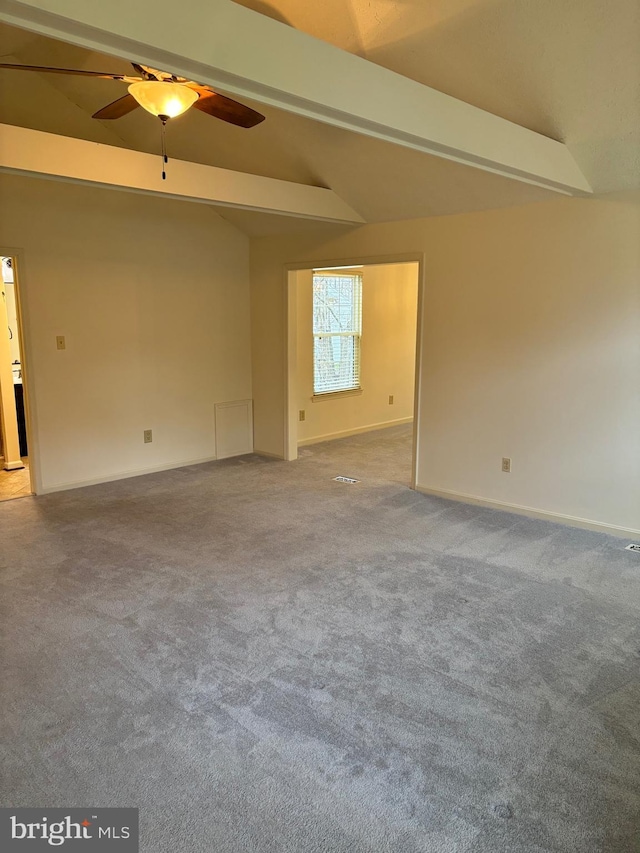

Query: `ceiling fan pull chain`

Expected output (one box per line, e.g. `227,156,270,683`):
160,116,169,181
160,117,168,180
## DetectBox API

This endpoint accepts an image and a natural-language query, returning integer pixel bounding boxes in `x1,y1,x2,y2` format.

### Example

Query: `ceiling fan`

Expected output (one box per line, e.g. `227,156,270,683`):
0,61,265,178
0,61,265,126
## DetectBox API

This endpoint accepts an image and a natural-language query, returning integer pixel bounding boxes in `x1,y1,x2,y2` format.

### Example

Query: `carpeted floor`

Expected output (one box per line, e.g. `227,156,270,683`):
1,424,639,852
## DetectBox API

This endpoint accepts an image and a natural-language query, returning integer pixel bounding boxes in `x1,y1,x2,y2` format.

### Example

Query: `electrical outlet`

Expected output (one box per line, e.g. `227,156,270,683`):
299,410,305,422
56,335,66,350
143,429,153,444
388,395,394,405
502,457,511,473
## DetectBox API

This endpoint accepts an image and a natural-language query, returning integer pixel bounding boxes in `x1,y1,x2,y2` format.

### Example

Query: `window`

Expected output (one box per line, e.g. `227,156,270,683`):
312,271,362,395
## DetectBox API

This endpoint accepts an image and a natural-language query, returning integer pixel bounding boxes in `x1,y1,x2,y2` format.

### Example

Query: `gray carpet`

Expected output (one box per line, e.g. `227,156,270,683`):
1,424,639,852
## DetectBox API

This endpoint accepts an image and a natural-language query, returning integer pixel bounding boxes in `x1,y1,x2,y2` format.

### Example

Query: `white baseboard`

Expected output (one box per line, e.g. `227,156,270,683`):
39,455,218,495
298,417,413,447
415,485,640,539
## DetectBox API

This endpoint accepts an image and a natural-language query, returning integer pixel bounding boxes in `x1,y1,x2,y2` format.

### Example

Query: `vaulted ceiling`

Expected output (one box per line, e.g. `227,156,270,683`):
0,0,638,235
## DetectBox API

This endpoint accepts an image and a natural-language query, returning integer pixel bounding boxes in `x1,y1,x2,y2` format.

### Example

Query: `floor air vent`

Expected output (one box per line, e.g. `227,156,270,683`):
334,476,359,484
625,544,640,552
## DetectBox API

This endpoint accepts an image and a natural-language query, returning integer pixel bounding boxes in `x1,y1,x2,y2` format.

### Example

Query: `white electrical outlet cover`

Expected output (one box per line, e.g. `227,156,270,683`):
334,476,359,484
625,544,640,552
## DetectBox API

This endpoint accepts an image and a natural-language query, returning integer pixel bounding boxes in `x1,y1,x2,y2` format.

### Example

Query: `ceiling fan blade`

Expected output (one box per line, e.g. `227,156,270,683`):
190,87,265,128
92,93,139,120
0,62,133,80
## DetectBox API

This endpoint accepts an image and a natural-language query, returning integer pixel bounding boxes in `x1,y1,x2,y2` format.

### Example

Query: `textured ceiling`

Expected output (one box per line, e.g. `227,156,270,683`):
0,0,638,235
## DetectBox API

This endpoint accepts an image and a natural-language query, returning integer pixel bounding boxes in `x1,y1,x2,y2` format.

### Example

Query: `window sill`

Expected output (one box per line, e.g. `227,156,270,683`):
312,388,363,402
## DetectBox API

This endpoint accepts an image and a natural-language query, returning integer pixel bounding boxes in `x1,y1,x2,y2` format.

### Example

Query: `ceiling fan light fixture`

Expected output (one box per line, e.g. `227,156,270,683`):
128,81,198,119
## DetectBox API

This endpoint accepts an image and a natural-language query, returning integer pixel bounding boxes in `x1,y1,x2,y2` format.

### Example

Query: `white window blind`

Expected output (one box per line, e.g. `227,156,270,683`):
312,272,362,395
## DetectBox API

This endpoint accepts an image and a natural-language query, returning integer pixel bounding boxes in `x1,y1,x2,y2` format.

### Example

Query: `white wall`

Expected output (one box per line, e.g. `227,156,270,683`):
2,283,22,366
295,263,418,444
250,194,640,534
0,173,252,492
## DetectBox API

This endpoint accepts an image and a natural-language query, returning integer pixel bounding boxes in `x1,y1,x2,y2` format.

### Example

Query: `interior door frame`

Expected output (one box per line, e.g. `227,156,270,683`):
0,247,39,495
284,252,426,490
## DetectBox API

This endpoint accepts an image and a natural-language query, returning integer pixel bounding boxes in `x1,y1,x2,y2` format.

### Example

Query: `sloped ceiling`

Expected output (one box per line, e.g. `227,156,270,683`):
233,0,640,194
0,0,638,235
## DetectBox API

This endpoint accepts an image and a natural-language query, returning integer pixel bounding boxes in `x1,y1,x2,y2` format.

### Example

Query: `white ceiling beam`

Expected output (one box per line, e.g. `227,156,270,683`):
0,124,365,223
0,0,592,196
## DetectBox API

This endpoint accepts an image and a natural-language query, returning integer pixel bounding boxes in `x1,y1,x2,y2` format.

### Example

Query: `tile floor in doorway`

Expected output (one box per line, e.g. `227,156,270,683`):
0,459,31,501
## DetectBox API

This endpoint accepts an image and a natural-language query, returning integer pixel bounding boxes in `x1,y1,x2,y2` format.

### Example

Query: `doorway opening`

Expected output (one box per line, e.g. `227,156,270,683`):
286,257,423,487
0,255,32,501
